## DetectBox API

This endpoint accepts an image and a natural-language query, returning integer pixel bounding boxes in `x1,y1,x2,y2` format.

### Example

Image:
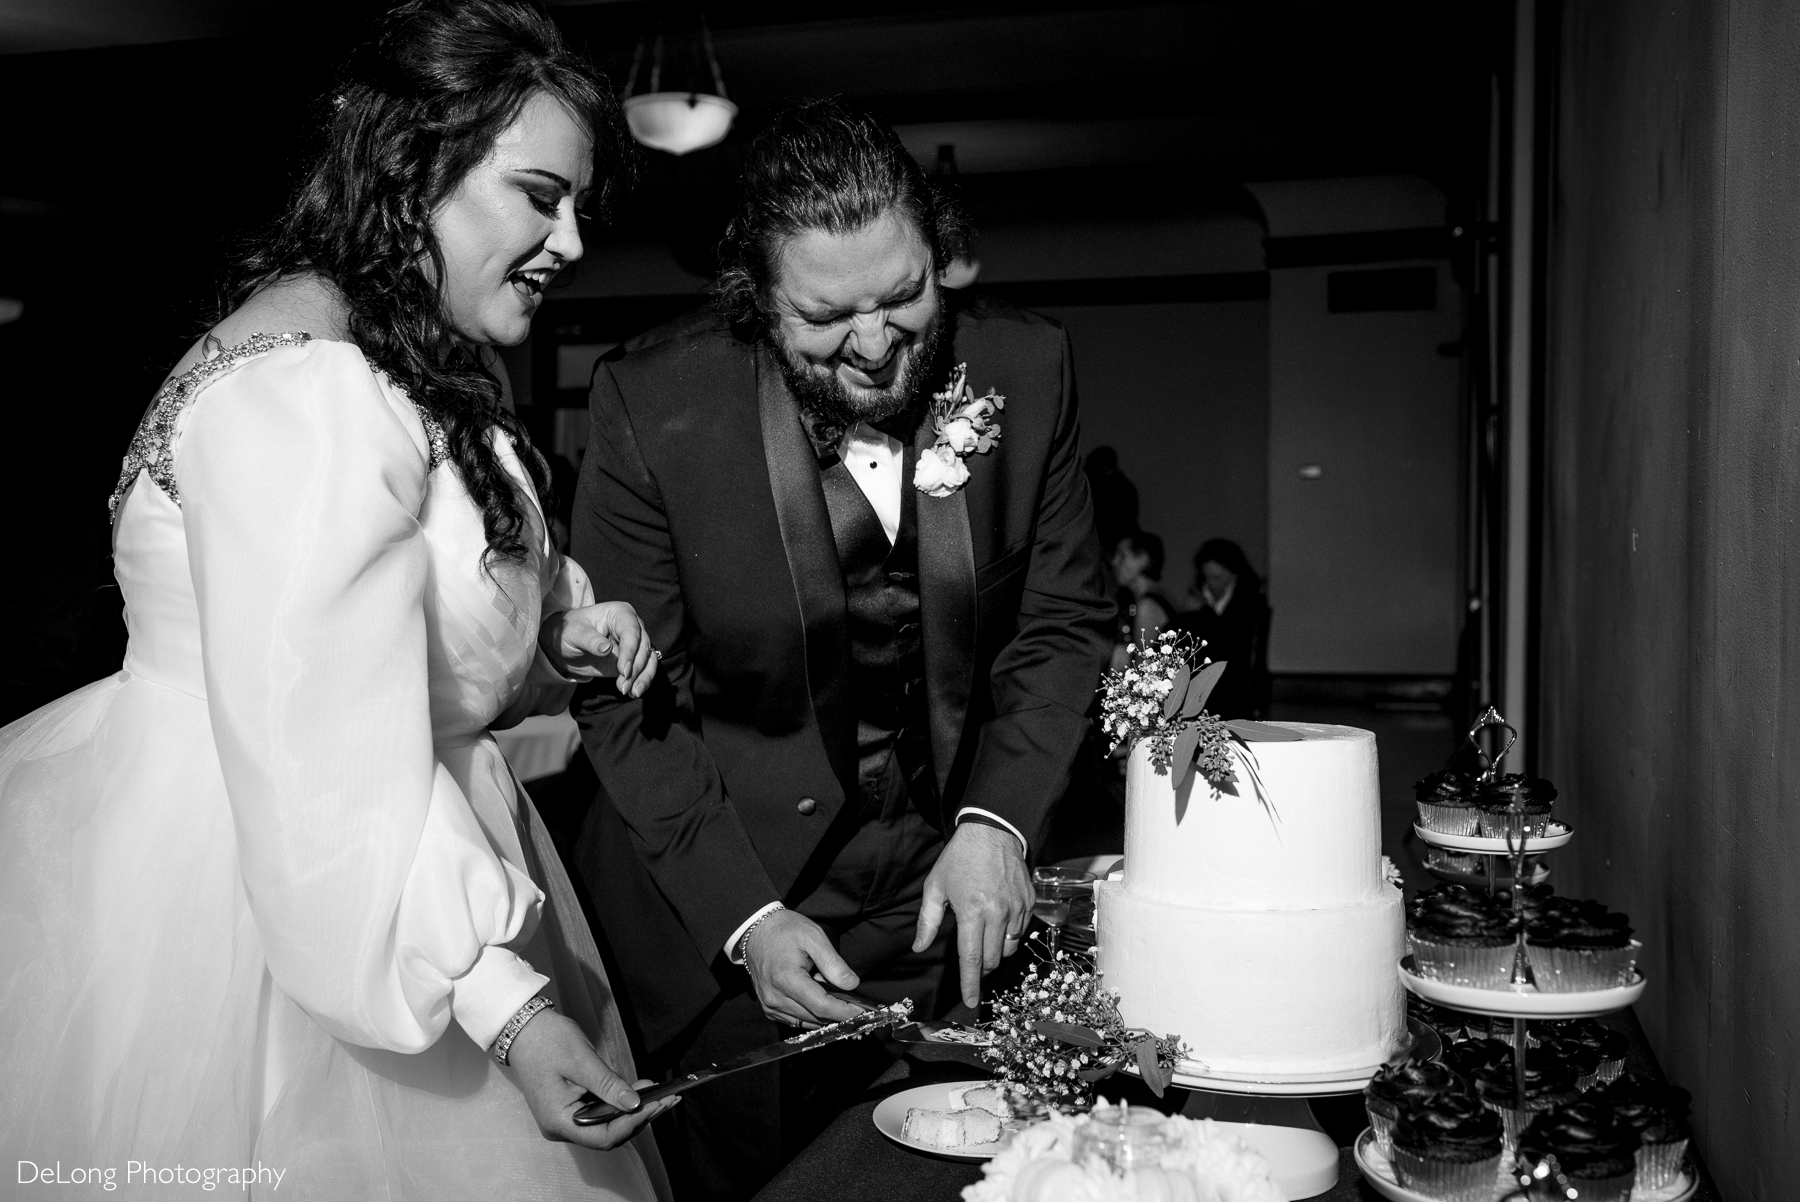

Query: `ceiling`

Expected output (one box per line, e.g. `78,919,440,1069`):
0,1,1505,297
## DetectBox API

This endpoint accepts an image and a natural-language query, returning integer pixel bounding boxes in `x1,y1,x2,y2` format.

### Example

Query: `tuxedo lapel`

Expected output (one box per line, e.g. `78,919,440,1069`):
913,425,978,796
756,348,855,790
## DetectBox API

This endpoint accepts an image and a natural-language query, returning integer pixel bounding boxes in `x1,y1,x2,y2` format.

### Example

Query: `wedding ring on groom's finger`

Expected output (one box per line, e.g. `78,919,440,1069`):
651,649,661,659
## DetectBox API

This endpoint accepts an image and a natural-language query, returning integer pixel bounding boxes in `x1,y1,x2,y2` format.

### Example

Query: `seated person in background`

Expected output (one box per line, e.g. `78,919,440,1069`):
1171,538,1272,719
1110,531,1174,669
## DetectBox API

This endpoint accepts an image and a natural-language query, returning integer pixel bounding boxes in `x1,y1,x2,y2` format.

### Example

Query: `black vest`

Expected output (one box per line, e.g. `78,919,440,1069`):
818,446,936,818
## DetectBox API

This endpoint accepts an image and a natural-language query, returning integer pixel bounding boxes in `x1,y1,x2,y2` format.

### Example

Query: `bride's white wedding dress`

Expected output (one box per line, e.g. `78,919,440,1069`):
0,333,666,1201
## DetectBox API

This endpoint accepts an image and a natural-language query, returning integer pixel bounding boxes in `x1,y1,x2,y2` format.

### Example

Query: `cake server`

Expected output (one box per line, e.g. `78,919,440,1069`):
572,997,914,1125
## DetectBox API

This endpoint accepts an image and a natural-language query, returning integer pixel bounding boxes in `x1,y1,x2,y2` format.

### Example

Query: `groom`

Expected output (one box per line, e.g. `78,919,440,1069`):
569,100,1112,1200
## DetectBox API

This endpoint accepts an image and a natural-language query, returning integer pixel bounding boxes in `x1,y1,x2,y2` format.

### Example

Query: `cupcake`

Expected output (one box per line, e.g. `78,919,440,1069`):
1389,1089,1505,1202
1471,1056,1581,1149
1541,1018,1631,1083
1365,1060,1460,1154
1441,1037,1513,1081
1516,1102,1641,1202
1408,886,1522,987
1593,1073,1693,1190
1525,901,1637,991
1406,994,1470,1045
1535,1036,1603,1092
1415,770,1482,835
1474,773,1558,838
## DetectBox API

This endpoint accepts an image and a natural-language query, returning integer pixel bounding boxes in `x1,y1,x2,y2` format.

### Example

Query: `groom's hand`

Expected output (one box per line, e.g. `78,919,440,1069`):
912,823,1033,1010
744,909,866,1028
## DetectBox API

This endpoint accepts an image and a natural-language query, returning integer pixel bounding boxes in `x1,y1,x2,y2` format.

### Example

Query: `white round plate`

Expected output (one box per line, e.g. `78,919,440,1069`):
1122,1060,1379,1096
1413,821,1573,853
872,1082,1017,1161
1354,1128,1696,1202
1399,958,1647,1018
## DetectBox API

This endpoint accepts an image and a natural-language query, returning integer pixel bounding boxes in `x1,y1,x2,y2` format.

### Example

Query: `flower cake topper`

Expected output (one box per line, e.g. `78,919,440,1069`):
1099,631,1298,826
915,362,1004,497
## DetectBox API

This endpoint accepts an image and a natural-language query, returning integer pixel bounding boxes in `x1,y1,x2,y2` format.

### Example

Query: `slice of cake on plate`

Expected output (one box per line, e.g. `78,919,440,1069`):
902,1106,1004,1149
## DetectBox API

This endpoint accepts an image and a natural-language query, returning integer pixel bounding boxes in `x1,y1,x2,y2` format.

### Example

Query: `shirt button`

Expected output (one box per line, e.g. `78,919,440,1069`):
797,797,818,816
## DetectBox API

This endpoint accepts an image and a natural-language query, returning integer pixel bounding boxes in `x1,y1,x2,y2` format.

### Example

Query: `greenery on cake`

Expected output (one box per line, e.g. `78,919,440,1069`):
1099,630,1239,794
980,943,1187,1107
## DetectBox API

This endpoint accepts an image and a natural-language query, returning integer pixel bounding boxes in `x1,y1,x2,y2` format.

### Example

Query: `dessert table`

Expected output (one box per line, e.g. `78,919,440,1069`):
751,1007,1724,1202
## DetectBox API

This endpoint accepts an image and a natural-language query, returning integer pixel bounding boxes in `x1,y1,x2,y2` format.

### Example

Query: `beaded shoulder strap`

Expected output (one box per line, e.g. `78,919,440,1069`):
108,332,448,521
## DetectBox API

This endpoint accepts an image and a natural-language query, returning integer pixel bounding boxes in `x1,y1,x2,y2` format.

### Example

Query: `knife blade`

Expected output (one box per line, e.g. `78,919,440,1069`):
572,997,915,1126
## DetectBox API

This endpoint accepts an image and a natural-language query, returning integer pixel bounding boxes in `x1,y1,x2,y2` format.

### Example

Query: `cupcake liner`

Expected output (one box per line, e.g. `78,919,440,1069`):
1417,801,1482,835
1411,933,1520,987
1595,1056,1625,1084
1575,1068,1599,1092
1390,1147,1504,1202
1526,942,1639,991
1365,1105,1397,1154
1560,1169,1635,1202
1636,1138,1689,1190
1477,811,1552,839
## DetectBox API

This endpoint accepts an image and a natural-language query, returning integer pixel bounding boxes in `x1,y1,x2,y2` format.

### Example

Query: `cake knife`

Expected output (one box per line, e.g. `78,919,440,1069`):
572,996,915,1125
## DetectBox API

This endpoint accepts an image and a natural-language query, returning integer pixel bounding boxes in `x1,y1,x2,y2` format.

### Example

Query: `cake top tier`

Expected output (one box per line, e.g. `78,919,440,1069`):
1121,721,1389,910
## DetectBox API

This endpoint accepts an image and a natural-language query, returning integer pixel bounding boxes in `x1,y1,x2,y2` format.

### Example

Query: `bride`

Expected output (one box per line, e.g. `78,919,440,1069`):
0,2,673,1198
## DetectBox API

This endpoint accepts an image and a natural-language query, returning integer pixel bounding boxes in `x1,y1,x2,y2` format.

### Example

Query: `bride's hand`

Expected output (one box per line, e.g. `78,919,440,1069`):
503,1009,677,1150
540,602,658,696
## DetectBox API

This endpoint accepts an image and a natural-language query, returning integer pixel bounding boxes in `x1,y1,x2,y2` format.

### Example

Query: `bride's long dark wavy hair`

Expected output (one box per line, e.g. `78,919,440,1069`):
223,0,632,565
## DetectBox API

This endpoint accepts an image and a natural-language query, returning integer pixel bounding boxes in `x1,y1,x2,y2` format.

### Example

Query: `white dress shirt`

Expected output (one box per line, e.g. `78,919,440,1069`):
723,421,1029,962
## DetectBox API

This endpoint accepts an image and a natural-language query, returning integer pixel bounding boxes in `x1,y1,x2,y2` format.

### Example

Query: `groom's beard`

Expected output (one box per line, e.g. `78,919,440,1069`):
771,313,944,440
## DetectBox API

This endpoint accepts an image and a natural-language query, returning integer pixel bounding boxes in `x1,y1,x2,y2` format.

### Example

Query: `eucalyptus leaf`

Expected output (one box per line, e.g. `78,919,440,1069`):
1162,662,1191,719
1170,723,1200,792
1078,1062,1120,1083
1034,1021,1107,1048
1224,719,1305,742
1182,660,1228,717
1133,1037,1171,1098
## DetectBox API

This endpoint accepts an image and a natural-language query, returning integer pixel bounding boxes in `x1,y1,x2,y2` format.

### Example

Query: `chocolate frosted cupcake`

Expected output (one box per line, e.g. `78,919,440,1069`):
1407,994,1471,1045
1474,773,1558,838
1593,1073,1693,1189
1471,1055,1581,1149
1541,1018,1631,1083
1366,1061,1460,1154
1535,1036,1604,1092
1408,886,1521,987
1415,770,1482,835
1525,899,1637,991
1517,1102,1641,1202
1389,1089,1505,1202
1442,1037,1513,1080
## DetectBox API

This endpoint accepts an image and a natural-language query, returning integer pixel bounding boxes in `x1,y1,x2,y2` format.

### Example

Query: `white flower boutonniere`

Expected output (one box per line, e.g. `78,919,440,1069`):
914,362,1004,498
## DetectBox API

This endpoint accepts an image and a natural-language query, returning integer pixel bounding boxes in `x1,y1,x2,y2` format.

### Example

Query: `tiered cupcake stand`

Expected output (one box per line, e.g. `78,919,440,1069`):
1354,710,1693,1202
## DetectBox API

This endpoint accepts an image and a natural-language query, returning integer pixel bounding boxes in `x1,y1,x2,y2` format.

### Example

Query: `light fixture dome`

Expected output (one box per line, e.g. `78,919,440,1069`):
622,20,735,156
624,91,738,156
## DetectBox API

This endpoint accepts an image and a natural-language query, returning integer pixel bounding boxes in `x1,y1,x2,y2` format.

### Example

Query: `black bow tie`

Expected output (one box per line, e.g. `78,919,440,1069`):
868,409,922,444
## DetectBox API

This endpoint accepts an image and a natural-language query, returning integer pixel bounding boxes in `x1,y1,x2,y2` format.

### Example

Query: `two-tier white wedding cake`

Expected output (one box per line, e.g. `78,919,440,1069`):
1095,722,1404,1079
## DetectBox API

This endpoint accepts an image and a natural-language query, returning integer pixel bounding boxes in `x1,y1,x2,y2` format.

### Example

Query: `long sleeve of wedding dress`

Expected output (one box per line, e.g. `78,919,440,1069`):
179,345,548,1052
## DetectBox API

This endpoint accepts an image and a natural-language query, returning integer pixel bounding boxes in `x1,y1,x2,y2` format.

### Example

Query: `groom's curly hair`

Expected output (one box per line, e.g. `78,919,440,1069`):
714,100,972,338
223,0,635,567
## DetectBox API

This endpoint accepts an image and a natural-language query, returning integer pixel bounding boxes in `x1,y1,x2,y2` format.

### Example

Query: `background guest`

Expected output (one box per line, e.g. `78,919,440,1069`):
1110,531,1173,667
1171,537,1271,719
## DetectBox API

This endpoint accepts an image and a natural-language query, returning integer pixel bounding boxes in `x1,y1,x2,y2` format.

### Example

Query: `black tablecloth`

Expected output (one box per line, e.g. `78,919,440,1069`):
751,1009,1724,1202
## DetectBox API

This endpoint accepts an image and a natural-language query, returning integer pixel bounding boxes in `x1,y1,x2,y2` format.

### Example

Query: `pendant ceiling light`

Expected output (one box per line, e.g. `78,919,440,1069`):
622,20,736,157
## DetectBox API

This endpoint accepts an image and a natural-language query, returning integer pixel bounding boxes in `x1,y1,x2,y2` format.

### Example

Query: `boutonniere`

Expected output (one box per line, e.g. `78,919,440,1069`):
914,362,1004,497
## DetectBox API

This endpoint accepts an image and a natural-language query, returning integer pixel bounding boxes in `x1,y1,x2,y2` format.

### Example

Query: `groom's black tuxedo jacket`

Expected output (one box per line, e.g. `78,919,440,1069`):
569,295,1113,1054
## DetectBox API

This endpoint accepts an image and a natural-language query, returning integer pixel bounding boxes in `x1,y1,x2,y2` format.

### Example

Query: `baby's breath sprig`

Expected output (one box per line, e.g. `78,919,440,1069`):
1099,631,1238,795
978,940,1187,1107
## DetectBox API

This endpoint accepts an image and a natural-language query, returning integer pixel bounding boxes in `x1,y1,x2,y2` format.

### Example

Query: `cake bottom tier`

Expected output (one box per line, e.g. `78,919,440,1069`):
1095,879,1405,1077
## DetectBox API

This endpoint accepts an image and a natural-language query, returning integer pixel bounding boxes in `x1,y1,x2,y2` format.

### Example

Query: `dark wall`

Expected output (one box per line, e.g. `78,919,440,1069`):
1541,2,1800,1195
1041,299,1270,592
